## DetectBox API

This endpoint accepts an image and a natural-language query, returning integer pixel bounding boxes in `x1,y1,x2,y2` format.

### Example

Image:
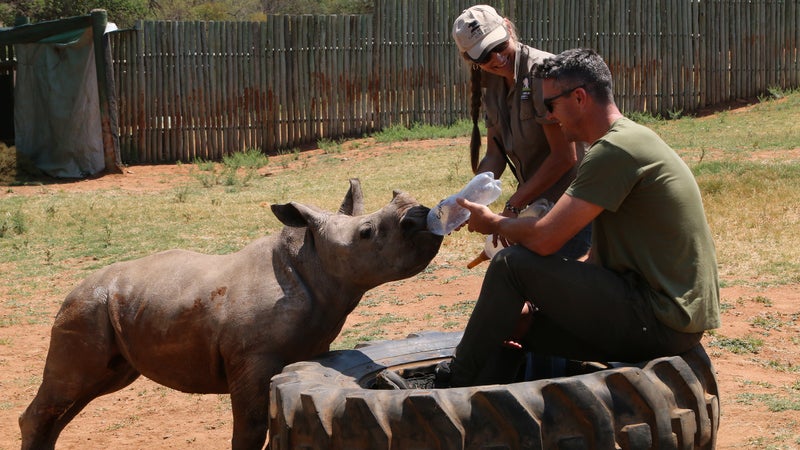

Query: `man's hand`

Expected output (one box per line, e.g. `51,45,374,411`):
456,197,502,235
457,198,514,247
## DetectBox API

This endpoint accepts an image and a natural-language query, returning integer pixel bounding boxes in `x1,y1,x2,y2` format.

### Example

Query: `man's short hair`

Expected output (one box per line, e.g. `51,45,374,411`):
534,48,614,104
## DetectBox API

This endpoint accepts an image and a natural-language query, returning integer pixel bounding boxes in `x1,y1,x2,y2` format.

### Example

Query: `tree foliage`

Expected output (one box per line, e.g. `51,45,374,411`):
2,0,153,27
262,0,372,15
1,0,373,28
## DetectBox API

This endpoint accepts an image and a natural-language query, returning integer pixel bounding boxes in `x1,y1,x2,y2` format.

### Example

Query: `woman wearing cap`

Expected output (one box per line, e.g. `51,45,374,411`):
452,5,590,259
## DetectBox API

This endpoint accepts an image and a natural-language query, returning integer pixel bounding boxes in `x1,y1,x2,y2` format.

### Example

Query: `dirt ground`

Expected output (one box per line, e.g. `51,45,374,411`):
1,150,799,449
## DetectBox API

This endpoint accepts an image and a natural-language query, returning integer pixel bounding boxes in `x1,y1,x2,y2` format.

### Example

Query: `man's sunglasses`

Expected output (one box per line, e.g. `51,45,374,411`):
466,40,509,65
543,84,586,113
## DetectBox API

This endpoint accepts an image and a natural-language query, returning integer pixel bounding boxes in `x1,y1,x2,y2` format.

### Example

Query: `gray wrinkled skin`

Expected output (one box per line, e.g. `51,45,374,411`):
19,179,442,450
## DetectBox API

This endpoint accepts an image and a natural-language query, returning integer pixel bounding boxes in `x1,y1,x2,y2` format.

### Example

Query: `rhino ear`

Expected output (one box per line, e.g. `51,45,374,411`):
338,178,365,216
271,202,322,228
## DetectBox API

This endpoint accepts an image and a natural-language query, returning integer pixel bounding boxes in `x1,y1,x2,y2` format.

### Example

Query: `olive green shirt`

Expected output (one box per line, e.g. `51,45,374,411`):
566,117,720,333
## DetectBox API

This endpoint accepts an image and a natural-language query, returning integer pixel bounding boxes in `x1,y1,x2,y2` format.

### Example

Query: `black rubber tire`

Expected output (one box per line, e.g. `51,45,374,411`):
269,331,719,449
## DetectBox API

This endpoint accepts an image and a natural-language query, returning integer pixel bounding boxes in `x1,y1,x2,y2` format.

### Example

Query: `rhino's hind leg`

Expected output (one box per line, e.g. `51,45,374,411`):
19,311,140,450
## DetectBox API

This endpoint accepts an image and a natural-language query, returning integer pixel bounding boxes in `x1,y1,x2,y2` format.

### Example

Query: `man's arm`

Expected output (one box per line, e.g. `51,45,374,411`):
457,193,603,256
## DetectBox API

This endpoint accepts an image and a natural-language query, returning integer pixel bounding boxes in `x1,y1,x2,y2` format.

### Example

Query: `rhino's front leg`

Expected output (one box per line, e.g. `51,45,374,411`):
227,353,284,450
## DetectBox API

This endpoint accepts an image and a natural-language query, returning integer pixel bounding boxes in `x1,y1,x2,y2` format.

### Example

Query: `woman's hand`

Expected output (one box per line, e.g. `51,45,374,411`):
503,301,535,349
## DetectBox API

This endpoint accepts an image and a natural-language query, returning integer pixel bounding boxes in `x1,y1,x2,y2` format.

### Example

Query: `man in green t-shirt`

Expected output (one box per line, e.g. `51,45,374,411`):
448,48,720,387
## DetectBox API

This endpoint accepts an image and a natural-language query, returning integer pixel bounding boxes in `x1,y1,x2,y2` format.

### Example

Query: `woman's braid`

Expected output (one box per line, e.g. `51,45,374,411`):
469,65,483,174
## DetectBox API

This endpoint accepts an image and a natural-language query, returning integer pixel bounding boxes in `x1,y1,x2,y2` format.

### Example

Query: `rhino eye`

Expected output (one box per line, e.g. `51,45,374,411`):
359,224,374,239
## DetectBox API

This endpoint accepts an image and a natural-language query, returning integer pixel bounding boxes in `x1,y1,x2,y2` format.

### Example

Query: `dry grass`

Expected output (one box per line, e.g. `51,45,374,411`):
1,93,800,448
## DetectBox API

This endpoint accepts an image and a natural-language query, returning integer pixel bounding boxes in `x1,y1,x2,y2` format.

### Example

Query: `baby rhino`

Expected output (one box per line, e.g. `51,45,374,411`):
20,179,442,450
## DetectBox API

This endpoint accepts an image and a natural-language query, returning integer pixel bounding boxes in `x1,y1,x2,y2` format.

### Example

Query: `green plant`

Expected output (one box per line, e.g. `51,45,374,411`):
757,359,800,373
438,300,476,320
668,109,684,120
0,209,27,237
750,313,784,331
222,148,269,170
752,295,774,306
764,85,787,100
736,392,800,412
222,167,239,186
332,322,385,350
103,223,113,247
709,334,764,354
174,184,193,203
317,138,342,154
624,110,663,125
191,167,220,188
192,157,216,172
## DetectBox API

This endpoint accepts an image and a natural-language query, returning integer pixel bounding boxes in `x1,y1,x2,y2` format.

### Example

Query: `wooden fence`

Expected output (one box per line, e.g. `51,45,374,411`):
111,16,377,163
12,0,800,163
0,44,14,143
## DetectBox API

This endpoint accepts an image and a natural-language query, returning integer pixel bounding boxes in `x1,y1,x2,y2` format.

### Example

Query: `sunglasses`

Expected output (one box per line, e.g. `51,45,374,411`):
543,84,586,113
466,40,509,65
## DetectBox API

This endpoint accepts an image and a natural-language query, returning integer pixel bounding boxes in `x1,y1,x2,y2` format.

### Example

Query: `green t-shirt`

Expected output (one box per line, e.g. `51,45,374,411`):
566,117,720,333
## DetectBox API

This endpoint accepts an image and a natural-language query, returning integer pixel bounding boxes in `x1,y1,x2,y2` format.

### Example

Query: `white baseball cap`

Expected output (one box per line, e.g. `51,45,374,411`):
452,5,510,61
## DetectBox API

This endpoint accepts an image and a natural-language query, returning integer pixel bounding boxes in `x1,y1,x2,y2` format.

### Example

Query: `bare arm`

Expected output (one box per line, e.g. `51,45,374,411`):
475,125,508,177
457,194,602,256
505,122,578,210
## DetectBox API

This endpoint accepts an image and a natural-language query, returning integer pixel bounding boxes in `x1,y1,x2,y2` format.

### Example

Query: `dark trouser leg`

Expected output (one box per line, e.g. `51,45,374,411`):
449,253,529,387
555,222,592,260
450,246,703,387
473,346,525,385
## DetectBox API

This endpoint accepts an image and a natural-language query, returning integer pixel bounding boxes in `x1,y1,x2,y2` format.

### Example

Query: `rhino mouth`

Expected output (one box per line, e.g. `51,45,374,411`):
401,206,443,267
400,205,441,237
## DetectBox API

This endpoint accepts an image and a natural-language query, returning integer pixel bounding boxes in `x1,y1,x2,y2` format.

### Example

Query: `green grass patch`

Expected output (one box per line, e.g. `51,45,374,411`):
189,149,268,189
736,392,800,412
646,89,800,152
371,119,480,143
0,89,799,352
756,359,800,373
316,138,343,154
750,312,790,331
438,299,476,320
694,160,800,285
222,148,269,169
708,334,764,354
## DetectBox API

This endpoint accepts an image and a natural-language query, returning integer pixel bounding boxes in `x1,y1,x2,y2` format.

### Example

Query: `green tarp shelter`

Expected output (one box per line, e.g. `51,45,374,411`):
0,10,123,177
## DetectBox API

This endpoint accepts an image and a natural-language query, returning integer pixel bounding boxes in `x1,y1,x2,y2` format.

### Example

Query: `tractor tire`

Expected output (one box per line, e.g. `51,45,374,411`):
269,331,719,449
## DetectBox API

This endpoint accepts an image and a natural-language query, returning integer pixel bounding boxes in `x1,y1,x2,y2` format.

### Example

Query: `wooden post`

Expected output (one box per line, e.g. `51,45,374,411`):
90,9,124,173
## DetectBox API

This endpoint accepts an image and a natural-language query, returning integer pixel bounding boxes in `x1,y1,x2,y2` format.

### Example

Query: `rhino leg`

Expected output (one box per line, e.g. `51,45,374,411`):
227,354,284,450
19,299,140,450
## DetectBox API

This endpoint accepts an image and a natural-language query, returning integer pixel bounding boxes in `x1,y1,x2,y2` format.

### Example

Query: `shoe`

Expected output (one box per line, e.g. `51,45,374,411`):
434,359,452,388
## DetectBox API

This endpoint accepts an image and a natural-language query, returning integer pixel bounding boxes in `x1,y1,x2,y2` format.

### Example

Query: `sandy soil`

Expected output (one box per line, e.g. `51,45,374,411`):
1,148,799,449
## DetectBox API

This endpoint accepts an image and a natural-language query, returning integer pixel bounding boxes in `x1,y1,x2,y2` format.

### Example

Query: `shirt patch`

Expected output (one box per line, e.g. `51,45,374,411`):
521,75,531,101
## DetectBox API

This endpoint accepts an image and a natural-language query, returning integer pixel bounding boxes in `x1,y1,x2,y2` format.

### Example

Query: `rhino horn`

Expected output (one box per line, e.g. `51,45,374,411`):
338,178,365,216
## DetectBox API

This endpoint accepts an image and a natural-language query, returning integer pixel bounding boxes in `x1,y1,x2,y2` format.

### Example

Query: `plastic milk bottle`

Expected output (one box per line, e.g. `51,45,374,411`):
426,172,502,236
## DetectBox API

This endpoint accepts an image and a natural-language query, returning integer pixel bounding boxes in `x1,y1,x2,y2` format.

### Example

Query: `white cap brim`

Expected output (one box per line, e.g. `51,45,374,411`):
465,25,509,60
